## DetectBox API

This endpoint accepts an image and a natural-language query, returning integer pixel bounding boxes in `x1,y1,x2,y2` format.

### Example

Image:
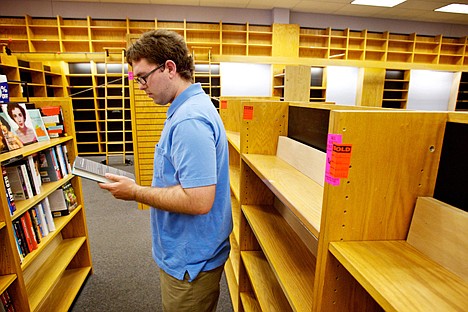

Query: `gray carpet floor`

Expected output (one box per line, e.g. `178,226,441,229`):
70,156,234,312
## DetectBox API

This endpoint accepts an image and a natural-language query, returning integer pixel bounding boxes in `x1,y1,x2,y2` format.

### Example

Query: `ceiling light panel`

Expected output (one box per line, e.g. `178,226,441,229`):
435,4,468,14
351,0,407,7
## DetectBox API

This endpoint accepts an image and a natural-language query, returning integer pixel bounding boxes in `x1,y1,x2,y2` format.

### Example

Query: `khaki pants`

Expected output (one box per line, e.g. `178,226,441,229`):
159,265,224,312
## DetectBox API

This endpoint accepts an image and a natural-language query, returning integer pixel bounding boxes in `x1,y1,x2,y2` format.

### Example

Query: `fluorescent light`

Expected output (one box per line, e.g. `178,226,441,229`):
435,4,468,14
351,0,406,7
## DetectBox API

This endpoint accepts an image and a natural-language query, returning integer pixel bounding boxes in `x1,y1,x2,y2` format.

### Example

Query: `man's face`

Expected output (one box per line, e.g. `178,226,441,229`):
132,58,170,106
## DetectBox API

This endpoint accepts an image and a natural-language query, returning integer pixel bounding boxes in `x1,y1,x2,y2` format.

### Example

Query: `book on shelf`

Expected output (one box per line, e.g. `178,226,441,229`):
0,111,23,152
18,163,34,199
1,103,38,145
72,156,135,183
2,166,16,215
62,181,78,211
34,204,49,237
40,197,56,231
26,154,42,195
5,165,29,201
61,144,72,173
28,209,42,244
12,226,24,264
0,74,8,104
28,108,50,142
49,181,77,217
40,106,65,138
55,144,69,177
13,219,29,256
20,213,37,252
0,290,14,312
38,147,62,182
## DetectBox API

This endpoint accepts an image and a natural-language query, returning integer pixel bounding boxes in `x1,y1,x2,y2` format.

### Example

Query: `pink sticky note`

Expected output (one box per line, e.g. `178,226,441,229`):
325,134,342,186
128,71,134,80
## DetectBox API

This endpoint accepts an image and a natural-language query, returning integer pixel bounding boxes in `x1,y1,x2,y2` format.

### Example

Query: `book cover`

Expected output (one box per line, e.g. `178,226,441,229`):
61,144,72,173
62,181,78,212
40,197,56,231
38,148,61,182
13,220,29,256
55,144,68,177
28,208,42,244
28,108,50,142
48,188,69,217
0,112,23,152
50,147,63,179
19,163,34,198
2,166,16,215
0,113,10,154
72,156,135,183
1,103,38,145
20,213,37,252
26,154,42,195
5,165,28,200
24,211,39,248
34,204,49,237
0,74,8,104
40,106,65,138
12,225,24,264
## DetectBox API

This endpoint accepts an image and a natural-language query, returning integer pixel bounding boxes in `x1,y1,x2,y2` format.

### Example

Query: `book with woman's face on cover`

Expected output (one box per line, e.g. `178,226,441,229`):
0,112,23,152
1,103,38,145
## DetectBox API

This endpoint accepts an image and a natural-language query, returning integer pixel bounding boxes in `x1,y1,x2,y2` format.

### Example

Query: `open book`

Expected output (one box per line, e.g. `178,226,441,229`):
72,156,135,183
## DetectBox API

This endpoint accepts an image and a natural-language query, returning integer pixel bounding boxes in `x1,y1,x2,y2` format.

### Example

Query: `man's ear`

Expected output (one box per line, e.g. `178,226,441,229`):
165,60,177,77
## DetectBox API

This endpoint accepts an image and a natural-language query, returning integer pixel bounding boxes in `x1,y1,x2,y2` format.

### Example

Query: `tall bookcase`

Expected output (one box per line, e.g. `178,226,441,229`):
220,99,465,311
66,60,132,157
456,72,468,111
382,69,410,109
0,98,92,311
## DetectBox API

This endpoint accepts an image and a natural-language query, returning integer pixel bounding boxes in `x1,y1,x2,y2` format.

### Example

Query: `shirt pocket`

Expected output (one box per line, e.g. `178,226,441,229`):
153,145,167,183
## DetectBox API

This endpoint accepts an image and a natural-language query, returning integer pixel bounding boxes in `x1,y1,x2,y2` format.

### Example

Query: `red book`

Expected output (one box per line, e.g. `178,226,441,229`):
20,213,38,251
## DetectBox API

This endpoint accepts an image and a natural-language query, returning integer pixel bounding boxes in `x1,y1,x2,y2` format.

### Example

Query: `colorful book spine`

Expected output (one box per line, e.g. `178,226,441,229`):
2,166,16,215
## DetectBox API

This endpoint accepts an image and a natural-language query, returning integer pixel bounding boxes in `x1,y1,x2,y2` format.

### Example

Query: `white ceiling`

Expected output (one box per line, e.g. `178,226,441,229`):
55,0,468,25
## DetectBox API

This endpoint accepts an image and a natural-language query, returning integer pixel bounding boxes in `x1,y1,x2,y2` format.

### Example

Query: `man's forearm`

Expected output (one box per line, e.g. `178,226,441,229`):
133,184,215,215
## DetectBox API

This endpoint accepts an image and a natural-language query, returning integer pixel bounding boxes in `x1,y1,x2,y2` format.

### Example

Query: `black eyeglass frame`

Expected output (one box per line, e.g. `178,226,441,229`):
134,63,165,85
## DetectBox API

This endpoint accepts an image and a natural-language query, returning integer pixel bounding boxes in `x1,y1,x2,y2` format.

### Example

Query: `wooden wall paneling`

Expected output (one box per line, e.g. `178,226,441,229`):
283,65,311,102
272,23,299,58
357,67,386,107
240,101,288,155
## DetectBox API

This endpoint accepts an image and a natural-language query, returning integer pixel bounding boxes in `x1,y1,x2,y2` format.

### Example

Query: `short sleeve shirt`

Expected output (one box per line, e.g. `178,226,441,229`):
151,83,232,281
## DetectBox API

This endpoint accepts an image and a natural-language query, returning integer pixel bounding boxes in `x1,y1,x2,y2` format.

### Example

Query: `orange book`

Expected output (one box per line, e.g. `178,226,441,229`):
21,213,38,251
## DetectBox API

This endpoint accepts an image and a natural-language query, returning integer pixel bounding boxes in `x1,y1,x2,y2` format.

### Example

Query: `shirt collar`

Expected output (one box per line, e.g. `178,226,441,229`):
167,83,205,118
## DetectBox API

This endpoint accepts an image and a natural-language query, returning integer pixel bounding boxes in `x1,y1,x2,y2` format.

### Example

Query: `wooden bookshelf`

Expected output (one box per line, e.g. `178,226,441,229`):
0,54,66,101
382,69,410,109
220,99,468,311
3,16,466,66
0,98,92,311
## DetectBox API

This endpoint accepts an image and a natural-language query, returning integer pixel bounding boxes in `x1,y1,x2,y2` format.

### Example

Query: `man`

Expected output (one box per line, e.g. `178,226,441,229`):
99,29,232,312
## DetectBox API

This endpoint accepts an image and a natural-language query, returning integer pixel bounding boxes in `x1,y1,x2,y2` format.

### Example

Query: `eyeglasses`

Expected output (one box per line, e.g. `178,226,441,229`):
134,63,165,85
